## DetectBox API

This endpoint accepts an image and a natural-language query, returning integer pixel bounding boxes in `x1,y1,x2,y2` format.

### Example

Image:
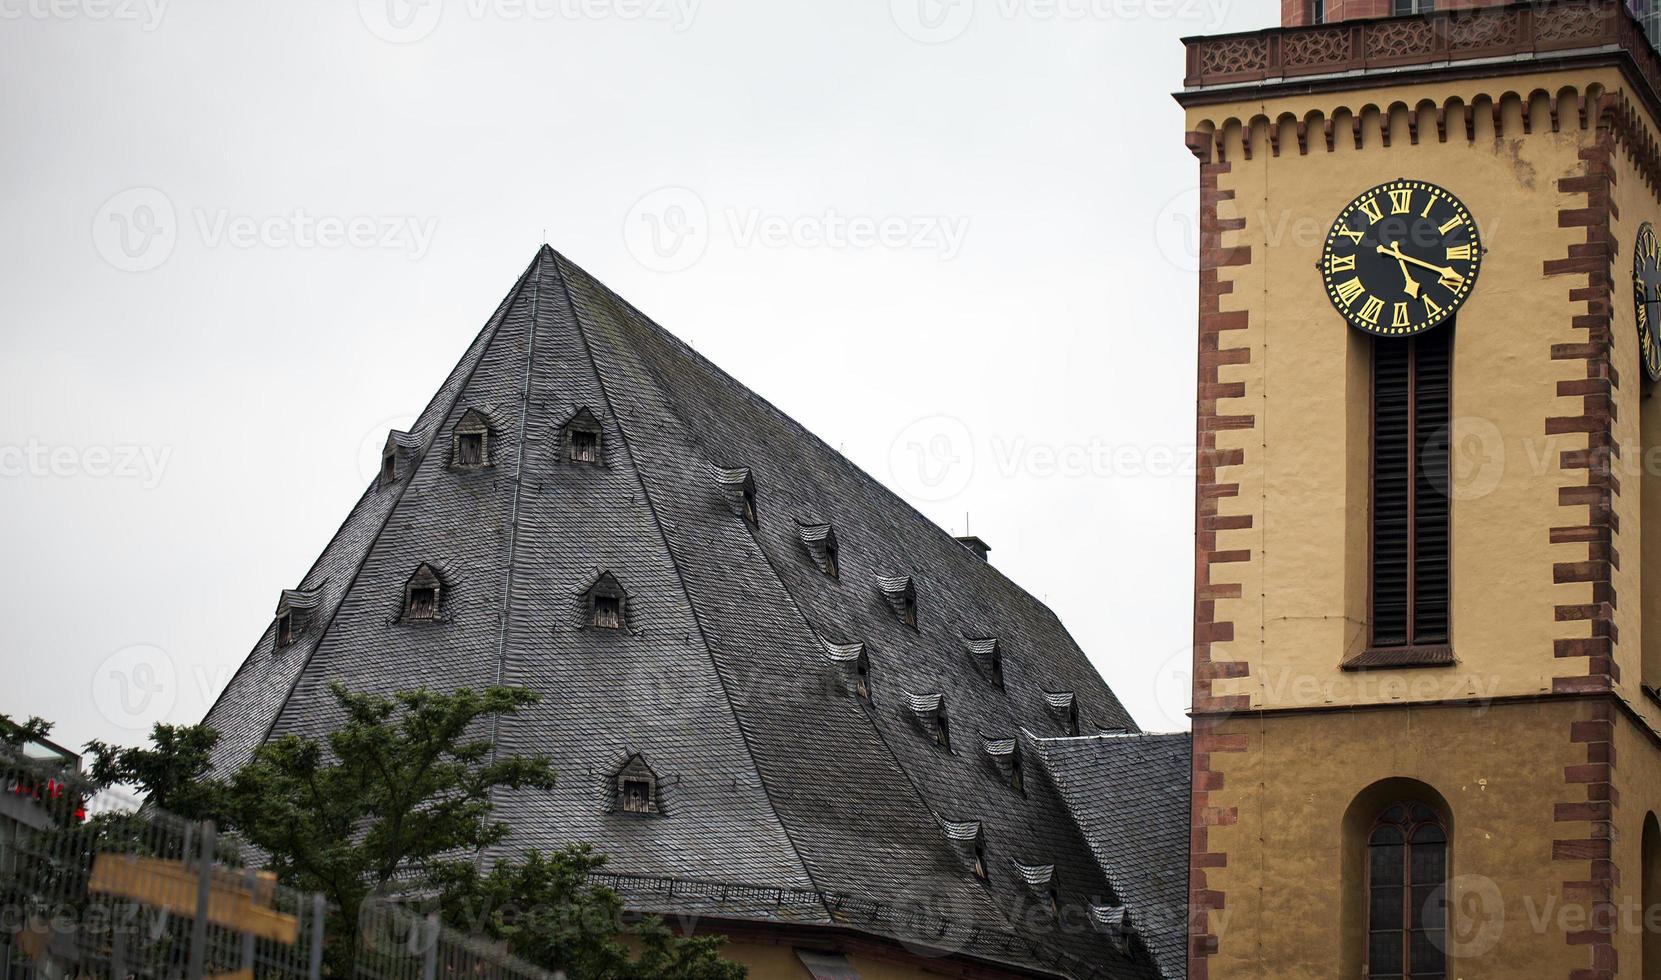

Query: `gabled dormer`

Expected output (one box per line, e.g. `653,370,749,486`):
796,519,840,578
877,574,917,628
563,407,603,465
614,753,661,815
450,408,493,470
715,466,758,526
401,564,444,622
585,572,629,631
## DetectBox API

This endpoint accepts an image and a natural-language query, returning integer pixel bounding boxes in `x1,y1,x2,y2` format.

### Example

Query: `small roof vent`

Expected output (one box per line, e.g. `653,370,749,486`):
1013,862,1055,891
955,535,991,562
795,519,840,577
877,574,917,627
965,637,1003,686
715,466,757,525
1090,904,1132,950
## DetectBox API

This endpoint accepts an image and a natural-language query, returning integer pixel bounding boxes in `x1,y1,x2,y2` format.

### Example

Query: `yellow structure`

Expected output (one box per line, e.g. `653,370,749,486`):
1179,3,1661,977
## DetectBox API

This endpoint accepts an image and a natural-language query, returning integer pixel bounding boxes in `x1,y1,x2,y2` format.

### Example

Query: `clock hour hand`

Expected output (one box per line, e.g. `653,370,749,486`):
1395,257,1420,299
1376,241,1464,290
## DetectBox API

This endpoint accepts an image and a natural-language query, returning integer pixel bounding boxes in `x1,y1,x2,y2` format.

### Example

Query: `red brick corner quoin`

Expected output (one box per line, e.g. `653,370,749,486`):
1546,98,1621,980
1187,128,1254,980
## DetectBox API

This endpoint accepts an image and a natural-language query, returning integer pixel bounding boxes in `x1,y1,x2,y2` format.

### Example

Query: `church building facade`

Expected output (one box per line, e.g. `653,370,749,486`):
1180,1,1661,977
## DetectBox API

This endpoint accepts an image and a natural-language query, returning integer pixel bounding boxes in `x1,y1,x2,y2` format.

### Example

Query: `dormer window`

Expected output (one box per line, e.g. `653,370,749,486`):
403,564,442,621
796,520,840,578
274,588,319,650
878,575,917,629
966,638,1003,688
1049,890,1061,917
906,692,948,748
944,821,986,883
381,430,417,488
1045,691,1080,736
565,408,603,464
982,735,1024,794
614,753,659,815
586,573,628,631
451,409,492,469
855,651,870,703
715,466,757,526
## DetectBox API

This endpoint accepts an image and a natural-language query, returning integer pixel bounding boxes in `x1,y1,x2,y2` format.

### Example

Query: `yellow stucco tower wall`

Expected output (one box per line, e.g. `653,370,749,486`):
1180,8,1661,978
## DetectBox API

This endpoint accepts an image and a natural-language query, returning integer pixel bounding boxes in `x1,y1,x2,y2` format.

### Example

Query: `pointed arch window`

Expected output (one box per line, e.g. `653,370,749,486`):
1365,802,1447,980
403,564,442,621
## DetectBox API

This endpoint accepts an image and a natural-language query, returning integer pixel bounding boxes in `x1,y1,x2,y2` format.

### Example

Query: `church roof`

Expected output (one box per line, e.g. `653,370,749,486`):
203,246,1185,979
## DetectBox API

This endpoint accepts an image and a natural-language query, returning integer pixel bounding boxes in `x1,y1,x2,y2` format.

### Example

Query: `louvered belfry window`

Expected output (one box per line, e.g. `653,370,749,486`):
1371,327,1451,651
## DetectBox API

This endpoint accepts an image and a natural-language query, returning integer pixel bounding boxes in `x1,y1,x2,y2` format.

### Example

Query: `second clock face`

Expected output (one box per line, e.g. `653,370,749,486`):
1321,179,1481,337
1634,222,1661,383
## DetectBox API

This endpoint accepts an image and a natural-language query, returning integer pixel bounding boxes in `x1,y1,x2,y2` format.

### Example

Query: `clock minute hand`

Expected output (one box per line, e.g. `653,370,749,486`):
1376,241,1464,288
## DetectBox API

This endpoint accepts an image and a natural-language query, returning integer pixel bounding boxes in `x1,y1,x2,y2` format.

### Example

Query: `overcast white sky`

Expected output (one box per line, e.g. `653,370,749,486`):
0,0,1267,754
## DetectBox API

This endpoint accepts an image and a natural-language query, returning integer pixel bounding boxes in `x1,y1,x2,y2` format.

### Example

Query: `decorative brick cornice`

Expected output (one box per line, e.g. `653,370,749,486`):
1188,129,1254,980
1546,102,1622,980
1178,1,1661,122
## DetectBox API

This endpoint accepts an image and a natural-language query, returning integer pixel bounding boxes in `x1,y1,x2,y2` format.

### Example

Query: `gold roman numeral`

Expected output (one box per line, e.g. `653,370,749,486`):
1445,243,1471,262
1438,215,1463,235
1335,278,1366,307
1392,302,1410,328
1358,296,1384,325
1389,189,1412,214
1358,198,1384,224
1422,295,1443,317
1328,253,1356,273
1336,225,1365,245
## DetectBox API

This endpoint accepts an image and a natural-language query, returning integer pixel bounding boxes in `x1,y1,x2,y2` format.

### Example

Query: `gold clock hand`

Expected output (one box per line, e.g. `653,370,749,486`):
1376,242,1464,288
1395,257,1421,299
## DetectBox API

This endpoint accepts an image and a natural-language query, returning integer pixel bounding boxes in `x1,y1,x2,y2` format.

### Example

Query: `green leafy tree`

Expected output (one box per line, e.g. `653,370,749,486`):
86,723,223,821
445,846,745,980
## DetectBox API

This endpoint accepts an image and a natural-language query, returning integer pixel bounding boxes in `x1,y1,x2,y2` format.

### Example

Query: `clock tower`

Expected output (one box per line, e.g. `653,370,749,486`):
1179,2,1661,977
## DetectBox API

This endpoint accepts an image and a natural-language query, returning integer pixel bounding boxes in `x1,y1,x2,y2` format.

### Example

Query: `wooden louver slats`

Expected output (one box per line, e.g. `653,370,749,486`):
1370,327,1451,651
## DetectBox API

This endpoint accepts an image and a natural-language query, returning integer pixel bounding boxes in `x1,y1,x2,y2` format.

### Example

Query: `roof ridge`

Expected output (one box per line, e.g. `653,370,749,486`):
485,247,548,770
202,249,545,761
547,250,827,910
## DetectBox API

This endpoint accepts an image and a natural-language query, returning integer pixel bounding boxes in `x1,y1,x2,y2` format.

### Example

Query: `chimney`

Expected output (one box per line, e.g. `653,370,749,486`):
955,536,992,562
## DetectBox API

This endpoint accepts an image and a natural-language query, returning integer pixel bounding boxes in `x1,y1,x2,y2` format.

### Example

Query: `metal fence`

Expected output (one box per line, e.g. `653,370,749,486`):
0,750,553,980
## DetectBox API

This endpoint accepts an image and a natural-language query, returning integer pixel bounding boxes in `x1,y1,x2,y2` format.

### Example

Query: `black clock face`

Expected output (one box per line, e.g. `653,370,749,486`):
1634,222,1661,382
1321,179,1481,337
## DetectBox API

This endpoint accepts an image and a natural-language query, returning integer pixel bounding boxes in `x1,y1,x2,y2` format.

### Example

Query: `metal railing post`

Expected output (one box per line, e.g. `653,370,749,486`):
421,914,440,980
188,822,215,980
309,894,326,980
